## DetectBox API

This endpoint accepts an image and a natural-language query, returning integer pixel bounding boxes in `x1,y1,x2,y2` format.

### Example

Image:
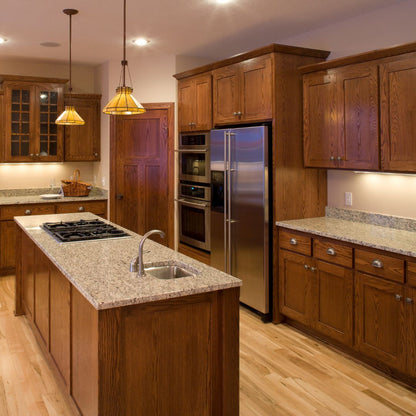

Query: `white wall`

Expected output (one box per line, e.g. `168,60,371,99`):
0,58,99,189
280,0,416,219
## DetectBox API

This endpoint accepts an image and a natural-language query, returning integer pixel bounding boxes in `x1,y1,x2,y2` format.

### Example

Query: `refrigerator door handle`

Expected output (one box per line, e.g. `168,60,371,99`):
223,130,228,273
227,131,233,274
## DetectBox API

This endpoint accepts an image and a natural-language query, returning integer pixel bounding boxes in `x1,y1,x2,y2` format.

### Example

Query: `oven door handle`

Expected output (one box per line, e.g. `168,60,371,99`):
175,149,208,153
176,198,209,208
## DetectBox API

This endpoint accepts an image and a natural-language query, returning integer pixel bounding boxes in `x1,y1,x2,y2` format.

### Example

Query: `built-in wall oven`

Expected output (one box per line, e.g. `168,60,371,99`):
177,182,211,251
178,132,210,183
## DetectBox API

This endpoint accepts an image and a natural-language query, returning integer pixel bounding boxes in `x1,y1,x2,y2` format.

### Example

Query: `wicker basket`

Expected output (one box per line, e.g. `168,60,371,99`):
61,169,92,197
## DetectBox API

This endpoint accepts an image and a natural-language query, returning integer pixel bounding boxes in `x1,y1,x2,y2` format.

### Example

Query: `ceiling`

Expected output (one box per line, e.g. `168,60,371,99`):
0,0,404,66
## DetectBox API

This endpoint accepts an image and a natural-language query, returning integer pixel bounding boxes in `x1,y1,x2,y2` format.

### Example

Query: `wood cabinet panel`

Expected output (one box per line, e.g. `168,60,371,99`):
21,231,35,318
407,287,416,377
279,230,311,256
355,271,406,371
34,247,50,348
407,261,416,288
313,239,353,268
212,65,239,124
313,260,353,346
50,264,71,389
0,203,55,220
0,221,16,272
355,248,404,283
56,200,107,217
64,94,101,161
178,242,210,265
380,55,416,172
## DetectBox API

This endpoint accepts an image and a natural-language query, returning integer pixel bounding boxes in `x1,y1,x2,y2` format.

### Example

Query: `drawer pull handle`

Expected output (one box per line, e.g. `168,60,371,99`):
289,238,297,245
395,294,402,301
304,264,310,270
371,259,383,269
78,206,85,212
406,297,414,304
326,248,336,256
25,209,32,215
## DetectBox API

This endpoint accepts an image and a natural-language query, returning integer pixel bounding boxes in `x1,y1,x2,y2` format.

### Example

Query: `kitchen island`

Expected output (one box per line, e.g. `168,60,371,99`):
14,213,241,416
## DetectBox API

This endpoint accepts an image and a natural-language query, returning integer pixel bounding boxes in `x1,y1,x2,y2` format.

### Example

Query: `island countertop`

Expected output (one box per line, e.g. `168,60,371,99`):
15,213,241,310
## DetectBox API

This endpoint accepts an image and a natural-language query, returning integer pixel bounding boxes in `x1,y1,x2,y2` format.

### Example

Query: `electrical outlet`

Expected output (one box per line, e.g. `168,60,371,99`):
345,192,352,206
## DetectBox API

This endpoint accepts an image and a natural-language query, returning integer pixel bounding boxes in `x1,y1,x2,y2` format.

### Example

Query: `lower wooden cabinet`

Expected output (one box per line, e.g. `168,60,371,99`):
0,221,16,273
407,286,416,378
21,232,35,318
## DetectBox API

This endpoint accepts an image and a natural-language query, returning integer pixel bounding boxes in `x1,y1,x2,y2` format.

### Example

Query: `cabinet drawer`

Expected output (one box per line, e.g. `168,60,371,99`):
0,204,55,220
355,248,404,283
407,261,416,288
56,201,107,216
313,239,353,268
279,230,311,256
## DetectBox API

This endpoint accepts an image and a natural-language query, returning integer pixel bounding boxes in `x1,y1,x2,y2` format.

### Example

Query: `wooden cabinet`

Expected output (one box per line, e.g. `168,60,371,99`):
21,231,35,318
213,55,272,124
1,76,66,162
303,62,379,169
178,74,212,132
0,221,17,272
64,94,101,161
380,55,416,172
406,285,416,378
56,200,107,217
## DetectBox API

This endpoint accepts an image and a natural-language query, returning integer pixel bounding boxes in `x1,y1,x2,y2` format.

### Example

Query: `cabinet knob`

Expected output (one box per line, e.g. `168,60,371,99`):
304,264,310,270
326,248,336,256
395,294,402,301
116,194,124,200
35,153,40,157
78,206,85,212
330,156,335,161
371,259,383,269
406,297,414,304
310,266,317,272
24,209,32,215
289,238,297,245
30,153,34,158
337,156,343,161
93,152,99,157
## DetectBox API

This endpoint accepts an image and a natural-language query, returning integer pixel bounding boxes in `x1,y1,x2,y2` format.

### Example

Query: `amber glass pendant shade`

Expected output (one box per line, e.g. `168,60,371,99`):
102,0,145,115
55,9,84,126
55,105,85,125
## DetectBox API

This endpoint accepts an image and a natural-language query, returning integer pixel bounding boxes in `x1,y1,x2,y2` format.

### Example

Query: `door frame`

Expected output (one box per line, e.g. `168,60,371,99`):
109,102,175,248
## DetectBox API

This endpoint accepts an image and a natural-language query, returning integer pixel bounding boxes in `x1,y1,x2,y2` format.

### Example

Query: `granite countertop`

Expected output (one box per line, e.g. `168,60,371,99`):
276,207,416,258
15,213,241,310
0,187,108,205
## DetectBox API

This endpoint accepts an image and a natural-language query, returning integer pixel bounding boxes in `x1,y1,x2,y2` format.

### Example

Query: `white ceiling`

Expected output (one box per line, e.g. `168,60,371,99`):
0,0,404,66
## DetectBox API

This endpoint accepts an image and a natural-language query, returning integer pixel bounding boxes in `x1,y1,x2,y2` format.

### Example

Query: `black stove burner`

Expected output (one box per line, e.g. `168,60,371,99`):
42,219,130,242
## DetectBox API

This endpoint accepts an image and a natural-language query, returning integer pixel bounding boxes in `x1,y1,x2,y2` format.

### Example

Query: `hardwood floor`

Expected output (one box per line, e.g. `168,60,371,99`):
1,274,416,415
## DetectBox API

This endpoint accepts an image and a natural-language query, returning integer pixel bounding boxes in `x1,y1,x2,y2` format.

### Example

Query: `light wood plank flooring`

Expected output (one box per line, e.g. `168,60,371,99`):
1,275,416,415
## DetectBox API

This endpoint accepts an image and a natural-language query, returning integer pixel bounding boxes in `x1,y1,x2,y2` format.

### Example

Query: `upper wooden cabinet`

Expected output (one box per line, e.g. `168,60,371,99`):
303,62,379,170
64,94,101,161
178,74,212,132
212,55,273,125
380,55,416,172
1,76,67,162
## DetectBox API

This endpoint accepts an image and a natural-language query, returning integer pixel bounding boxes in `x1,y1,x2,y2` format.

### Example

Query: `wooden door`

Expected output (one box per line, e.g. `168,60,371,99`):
110,103,174,248
212,64,240,124
337,63,379,170
0,221,16,273
240,55,273,122
406,287,416,377
313,260,353,346
355,271,406,371
303,71,338,168
380,55,416,172
279,250,313,326
64,94,101,161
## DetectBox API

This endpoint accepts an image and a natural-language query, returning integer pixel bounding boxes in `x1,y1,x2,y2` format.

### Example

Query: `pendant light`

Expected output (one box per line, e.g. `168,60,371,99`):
55,9,85,125
102,0,145,115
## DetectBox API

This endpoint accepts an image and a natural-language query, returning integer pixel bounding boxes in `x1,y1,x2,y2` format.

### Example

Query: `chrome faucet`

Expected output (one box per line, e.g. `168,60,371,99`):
130,229,165,276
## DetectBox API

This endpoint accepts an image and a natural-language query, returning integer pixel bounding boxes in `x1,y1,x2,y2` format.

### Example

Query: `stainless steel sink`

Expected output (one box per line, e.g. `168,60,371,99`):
145,262,197,279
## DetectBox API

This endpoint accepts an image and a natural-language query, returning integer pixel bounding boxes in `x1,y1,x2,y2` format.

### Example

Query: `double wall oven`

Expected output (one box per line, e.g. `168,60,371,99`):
177,132,211,251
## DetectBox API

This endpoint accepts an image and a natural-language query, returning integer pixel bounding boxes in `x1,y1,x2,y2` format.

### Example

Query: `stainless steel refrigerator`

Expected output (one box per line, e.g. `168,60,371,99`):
210,126,271,315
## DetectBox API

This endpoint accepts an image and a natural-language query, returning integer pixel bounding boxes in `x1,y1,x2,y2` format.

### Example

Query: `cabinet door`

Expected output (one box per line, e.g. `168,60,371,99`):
34,247,50,348
337,63,379,170
0,221,16,272
313,260,353,346
64,94,101,161
21,232,35,318
194,74,212,131
279,250,313,325
406,287,416,378
239,55,272,122
303,71,338,168
212,64,240,125
355,271,406,371
50,264,71,388
178,77,195,132
380,56,416,172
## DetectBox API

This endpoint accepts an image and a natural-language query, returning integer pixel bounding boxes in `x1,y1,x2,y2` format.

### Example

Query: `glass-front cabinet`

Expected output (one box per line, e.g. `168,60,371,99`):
2,77,66,162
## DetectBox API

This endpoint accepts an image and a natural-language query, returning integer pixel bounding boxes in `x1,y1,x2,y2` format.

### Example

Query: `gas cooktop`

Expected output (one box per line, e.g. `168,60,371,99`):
42,219,131,243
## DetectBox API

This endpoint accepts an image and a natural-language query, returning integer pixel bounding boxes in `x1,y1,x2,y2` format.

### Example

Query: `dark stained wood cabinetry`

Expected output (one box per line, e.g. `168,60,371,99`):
212,55,273,124
64,94,101,161
178,74,212,132
303,63,379,169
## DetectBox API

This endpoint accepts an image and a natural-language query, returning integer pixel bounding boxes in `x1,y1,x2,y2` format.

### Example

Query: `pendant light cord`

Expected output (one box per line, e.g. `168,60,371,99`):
69,12,73,97
122,0,127,87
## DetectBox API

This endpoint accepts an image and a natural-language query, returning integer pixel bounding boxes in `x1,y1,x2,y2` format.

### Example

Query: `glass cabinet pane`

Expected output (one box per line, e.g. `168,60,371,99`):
38,90,59,156
10,88,31,157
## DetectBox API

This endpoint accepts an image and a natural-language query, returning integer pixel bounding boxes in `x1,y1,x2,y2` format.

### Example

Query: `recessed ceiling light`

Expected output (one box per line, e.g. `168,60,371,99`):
215,0,233,4
132,38,149,46
0,37,8,44
40,42,61,47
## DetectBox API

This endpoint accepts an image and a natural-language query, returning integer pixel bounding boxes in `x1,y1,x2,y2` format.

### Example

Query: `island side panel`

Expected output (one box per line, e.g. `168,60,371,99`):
98,289,240,416
14,226,23,315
